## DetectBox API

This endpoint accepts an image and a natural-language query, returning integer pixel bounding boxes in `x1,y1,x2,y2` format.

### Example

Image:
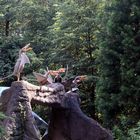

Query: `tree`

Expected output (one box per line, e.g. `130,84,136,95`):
96,0,140,138
48,0,101,118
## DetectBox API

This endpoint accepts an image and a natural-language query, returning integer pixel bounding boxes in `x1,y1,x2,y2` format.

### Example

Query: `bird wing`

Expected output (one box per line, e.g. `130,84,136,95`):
44,70,53,84
33,72,47,83
63,65,68,81
13,53,30,75
47,73,53,84
13,58,21,76
49,70,59,76
20,53,30,65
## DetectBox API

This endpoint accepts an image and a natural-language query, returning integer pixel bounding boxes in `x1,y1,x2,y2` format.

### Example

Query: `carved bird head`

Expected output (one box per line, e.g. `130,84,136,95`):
21,43,32,52
61,75,87,92
73,75,87,84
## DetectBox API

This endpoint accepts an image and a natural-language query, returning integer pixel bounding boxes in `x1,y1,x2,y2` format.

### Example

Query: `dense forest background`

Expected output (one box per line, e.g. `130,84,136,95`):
0,0,140,139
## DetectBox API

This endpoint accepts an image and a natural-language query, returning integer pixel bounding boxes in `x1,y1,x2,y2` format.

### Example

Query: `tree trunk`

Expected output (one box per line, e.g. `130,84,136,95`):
5,20,10,36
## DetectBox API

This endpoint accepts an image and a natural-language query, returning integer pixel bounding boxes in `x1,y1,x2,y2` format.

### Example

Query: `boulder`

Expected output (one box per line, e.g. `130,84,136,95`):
0,81,113,140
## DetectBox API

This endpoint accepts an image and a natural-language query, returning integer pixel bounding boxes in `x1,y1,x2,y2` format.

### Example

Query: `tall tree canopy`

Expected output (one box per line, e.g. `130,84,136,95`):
0,0,140,139
96,0,140,139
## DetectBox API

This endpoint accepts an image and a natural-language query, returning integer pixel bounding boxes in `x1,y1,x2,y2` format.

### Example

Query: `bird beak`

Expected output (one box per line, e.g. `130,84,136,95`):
58,68,66,73
21,43,32,52
25,43,32,52
26,47,32,52
74,75,87,83
79,75,87,81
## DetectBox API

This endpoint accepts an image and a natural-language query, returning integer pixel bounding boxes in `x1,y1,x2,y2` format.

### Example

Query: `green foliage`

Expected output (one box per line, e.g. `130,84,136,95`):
128,121,140,140
95,0,140,135
113,121,140,140
0,112,6,137
0,112,6,120
0,37,20,85
113,125,127,140
0,37,42,86
0,0,140,139
49,0,98,67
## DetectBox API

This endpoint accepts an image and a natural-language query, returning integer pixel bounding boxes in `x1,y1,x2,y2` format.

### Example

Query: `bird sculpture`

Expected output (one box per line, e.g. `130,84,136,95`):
72,75,87,84
33,70,53,92
62,75,87,92
48,68,66,76
0,43,32,81
48,68,66,83
33,67,66,85
33,71,53,85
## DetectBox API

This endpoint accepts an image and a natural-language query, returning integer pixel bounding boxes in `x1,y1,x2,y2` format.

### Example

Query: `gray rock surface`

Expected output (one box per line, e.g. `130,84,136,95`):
0,81,113,140
0,81,41,140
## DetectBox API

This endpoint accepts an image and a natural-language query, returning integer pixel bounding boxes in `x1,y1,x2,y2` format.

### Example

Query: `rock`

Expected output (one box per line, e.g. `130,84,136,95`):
0,81,41,140
0,81,113,140
43,91,113,140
